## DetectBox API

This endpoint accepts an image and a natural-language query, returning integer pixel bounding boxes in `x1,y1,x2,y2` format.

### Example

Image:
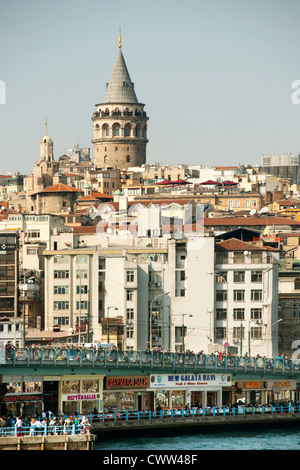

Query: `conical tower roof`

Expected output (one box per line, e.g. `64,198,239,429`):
101,47,139,105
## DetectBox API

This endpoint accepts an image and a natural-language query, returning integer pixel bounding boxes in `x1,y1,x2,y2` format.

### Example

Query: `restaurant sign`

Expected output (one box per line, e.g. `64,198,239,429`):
106,376,149,390
66,394,100,401
3,394,42,402
150,374,231,388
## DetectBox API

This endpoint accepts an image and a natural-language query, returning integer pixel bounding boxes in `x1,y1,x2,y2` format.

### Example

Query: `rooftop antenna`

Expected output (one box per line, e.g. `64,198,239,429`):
119,27,122,49
45,117,48,136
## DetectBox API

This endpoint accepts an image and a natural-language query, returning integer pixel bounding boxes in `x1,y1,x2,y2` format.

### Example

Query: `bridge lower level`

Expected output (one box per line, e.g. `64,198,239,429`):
0,348,299,419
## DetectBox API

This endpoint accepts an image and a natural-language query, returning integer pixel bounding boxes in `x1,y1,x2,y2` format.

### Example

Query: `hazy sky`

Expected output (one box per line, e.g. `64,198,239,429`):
1,0,300,174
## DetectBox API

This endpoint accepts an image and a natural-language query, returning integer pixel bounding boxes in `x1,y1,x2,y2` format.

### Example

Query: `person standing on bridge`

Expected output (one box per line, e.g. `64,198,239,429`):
15,417,23,437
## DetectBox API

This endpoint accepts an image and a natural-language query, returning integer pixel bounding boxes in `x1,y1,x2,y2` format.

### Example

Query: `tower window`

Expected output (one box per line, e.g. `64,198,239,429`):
113,123,120,136
115,147,118,151
124,124,131,137
104,156,108,163
126,155,131,163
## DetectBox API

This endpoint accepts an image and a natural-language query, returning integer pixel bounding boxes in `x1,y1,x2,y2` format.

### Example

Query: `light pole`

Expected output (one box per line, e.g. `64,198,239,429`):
107,306,118,344
182,314,193,352
149,292,170,349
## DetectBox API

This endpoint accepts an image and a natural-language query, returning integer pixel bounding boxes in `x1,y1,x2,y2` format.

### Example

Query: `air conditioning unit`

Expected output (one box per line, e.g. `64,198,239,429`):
155,300,161,305
152,319,158,325
152,336,158,342
155,282,161,287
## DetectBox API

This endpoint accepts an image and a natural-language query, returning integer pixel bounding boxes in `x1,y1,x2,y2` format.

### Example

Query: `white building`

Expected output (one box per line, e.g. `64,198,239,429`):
213,238,280,358
0,212,71,250
43,229,215,353
42,208,280,357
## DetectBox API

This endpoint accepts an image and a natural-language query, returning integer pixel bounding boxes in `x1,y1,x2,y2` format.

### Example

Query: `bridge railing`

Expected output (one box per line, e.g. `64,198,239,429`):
90,403,300,423
0,423,88,437
3,348,299,374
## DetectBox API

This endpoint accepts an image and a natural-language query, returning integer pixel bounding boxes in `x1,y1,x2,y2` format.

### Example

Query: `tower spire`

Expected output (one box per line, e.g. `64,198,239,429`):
119,27,122,49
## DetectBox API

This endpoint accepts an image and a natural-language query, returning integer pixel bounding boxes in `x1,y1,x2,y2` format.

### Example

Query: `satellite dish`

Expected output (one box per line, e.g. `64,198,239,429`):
259,207,269,214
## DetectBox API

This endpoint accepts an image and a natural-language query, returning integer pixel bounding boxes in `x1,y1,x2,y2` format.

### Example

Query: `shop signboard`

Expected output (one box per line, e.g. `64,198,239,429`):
3,394,42,402
150,373,231,388
66,393,100,401
269,380,297,391
106,376,149,390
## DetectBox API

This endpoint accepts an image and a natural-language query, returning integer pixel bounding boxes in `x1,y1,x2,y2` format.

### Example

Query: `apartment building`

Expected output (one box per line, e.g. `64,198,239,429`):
43,229,215,353
214,238,280,357
0,212,70,250
0,231,22,346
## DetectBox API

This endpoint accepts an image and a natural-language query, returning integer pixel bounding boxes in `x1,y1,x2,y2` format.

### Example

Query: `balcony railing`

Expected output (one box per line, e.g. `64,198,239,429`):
2,348,300,374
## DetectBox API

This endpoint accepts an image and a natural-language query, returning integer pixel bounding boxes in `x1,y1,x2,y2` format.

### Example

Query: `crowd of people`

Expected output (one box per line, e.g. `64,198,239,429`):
0,411,91,436
4,341,296,363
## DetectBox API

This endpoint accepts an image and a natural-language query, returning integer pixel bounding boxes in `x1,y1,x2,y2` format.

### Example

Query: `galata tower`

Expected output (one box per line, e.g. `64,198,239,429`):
92,30,149,170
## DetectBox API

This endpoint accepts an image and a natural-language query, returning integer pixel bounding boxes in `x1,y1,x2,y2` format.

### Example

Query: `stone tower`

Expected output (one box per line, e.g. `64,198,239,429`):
30,123,59,191
92,30,149,170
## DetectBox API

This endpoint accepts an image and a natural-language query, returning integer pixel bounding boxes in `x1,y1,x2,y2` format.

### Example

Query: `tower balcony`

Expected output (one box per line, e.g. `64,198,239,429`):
92,109,148,120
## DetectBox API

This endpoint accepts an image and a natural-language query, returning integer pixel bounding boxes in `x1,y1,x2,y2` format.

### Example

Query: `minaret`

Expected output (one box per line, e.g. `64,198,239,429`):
92,29,149,170
40,118,54,162
33,118,59,189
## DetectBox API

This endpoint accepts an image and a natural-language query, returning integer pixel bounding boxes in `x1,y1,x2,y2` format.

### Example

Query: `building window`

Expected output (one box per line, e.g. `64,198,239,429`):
292,304,300,319
251,308,262,320
251,253,263,264
76,301,88,310
295,279,300,290
54,317,69,326
26,248,37,255
251,289,262,301
126,155,130,163
104,155,108,163
76,255,88,264
26,230,40,238
233,327,245,341
216,272,227,283
216,290,227,301
216,309,227,320
54,270,69,279
76,270,88,279
126,290,134,301
251,327,262,339
126,270,135,283
215,327,226,339
126,308,134,320
54,285,69,295
233,271,245,283
54,255,70,264
233,308,245,320
54,301,69,310
233,290,245,301
76,285,88,294
251,271,262,283
126,328,134,339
